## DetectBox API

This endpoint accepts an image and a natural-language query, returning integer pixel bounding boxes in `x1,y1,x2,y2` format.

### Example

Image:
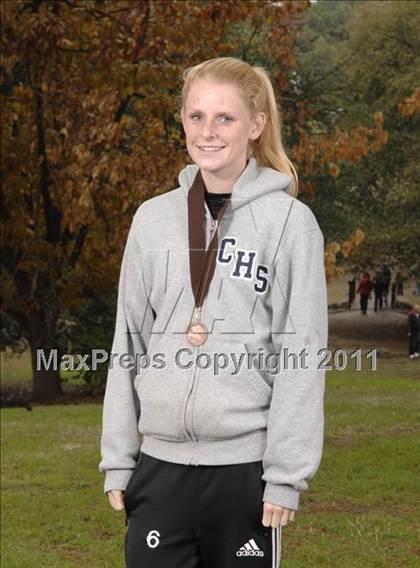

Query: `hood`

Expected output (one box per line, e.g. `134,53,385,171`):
178,156,293,213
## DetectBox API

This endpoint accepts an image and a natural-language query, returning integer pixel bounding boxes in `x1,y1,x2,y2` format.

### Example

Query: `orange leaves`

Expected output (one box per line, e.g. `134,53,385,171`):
0,0,362,314
325,241,343,282
341,229,365,257
328,163,340,178
399,88,420,118
294,111,389,189
326,118,388,165
324,229,365,282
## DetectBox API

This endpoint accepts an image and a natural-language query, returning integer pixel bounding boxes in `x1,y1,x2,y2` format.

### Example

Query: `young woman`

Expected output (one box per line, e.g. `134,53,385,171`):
99,57,328,567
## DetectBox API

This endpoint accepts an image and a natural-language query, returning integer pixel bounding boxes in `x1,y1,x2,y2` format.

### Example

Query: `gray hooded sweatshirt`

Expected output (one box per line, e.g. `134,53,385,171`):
98,156,328,511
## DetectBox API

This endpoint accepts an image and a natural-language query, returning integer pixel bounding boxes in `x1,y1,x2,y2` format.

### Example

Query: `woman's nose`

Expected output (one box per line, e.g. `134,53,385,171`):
201,120,217,138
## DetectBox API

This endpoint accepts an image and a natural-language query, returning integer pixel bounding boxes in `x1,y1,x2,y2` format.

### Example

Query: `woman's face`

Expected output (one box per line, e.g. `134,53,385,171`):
181,78,265,177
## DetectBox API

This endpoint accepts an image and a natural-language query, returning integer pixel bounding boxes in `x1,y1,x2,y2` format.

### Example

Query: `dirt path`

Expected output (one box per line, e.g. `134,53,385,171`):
328,306,410,355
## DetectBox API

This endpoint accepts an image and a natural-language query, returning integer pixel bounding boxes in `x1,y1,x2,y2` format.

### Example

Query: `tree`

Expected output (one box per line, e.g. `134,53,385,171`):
295,0,420,277
1,0,384,400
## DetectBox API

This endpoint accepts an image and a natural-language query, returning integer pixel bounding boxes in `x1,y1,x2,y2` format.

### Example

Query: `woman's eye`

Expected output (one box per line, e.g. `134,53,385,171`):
190,114,233,122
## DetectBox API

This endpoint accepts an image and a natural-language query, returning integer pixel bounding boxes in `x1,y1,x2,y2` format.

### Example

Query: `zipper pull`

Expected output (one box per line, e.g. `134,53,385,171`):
210,218,219,240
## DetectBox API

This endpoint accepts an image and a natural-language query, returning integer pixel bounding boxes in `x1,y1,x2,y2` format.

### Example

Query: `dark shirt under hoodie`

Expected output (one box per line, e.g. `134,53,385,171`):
204,187,232,219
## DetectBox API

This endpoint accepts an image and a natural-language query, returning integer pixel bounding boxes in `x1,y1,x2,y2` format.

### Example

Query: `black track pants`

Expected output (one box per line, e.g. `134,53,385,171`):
124,452,282,568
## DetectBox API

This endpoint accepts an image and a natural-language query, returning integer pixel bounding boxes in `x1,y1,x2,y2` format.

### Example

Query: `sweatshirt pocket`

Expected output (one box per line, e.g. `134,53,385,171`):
135,334,192,442
192,340,272,440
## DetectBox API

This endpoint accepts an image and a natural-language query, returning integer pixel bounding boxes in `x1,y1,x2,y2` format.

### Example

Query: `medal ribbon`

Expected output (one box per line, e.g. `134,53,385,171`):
188,169,230,314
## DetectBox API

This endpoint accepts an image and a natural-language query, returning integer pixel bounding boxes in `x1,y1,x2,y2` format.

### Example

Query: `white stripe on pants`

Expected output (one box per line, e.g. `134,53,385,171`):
272,526,282,567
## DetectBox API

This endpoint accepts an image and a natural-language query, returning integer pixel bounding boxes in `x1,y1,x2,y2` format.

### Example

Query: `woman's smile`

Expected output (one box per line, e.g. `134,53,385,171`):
197,145,226,152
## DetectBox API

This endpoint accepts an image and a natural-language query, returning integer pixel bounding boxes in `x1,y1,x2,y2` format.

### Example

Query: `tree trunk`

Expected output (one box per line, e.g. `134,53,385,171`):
27,305,63,402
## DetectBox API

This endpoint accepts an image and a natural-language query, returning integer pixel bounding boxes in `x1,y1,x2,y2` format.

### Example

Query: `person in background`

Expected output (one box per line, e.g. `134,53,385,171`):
373,270,385,312
381,262,391,307
391,281,397,308
407,304,420,359
356,272,373,315
395,271,404,296
347,276,356,309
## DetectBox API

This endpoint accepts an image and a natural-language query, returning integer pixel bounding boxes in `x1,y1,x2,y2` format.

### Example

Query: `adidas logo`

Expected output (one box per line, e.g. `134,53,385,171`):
236,538,264,557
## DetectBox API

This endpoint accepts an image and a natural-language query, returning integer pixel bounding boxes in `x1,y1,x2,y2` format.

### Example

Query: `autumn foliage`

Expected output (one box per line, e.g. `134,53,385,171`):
1,0,388,399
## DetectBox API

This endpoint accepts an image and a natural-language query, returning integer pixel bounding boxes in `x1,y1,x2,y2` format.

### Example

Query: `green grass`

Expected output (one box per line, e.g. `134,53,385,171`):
1,349,32,383
0,347,84,387
1,356,420,567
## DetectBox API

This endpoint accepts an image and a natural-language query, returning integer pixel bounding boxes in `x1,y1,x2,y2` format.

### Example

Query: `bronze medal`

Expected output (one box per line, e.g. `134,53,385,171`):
186,320,208,346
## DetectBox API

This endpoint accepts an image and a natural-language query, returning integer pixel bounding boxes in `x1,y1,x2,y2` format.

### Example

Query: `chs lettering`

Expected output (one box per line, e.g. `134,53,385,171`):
218,237,269,294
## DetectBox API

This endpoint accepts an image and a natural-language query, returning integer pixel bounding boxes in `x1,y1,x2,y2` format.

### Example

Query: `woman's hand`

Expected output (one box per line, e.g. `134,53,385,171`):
262,501,295,528
106,489,126,511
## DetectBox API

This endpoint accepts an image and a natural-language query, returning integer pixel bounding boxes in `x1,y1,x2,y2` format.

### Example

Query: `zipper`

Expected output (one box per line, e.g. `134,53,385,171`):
204,201,218,247
183,343,200,441
209,218,218,244
183,209,220,444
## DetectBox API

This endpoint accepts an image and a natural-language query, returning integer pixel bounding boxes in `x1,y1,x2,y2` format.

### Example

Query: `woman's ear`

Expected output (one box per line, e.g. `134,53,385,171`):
250,111,266,141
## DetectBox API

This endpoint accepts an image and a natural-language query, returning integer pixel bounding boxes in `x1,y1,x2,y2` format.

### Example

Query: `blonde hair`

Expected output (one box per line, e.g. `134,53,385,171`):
179,57,298,197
